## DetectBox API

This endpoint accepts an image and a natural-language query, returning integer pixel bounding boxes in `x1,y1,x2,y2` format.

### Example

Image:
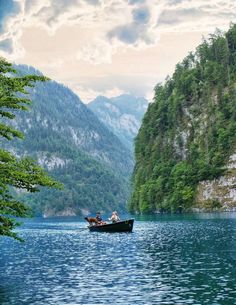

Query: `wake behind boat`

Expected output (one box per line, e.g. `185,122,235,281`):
86,218,134,232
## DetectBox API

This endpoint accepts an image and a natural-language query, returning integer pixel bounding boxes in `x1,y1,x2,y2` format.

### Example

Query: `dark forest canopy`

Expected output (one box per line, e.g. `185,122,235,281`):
129,24,236,214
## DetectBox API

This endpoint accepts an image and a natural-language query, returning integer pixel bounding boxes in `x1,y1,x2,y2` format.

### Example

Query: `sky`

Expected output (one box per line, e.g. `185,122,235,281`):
0,0,236,103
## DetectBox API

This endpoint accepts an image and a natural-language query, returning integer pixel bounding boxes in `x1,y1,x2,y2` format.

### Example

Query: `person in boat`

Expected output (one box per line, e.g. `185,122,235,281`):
109,211,120,223
96,212,102,222
95,212,106,225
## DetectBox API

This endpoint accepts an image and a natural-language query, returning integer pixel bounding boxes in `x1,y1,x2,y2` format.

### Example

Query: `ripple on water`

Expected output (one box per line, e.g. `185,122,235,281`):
0,214,236,305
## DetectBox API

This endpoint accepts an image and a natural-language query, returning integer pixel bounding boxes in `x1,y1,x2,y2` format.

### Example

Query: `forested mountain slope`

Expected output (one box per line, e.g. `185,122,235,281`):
129,25,236,213
3,65,133,216
88,94,148,151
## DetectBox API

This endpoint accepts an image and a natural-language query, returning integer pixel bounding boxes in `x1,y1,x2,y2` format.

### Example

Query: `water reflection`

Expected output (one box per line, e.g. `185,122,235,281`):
0,213,236,304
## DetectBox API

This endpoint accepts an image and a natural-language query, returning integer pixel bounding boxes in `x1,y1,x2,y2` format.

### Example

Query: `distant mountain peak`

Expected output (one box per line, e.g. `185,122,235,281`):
88,94,148,151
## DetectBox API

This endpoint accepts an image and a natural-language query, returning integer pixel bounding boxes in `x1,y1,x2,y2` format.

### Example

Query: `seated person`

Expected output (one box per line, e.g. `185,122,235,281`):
95,212,106,225
109,211,120,223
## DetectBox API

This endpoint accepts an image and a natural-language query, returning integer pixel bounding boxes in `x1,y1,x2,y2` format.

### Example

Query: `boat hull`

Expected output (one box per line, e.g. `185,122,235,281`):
88,219,134,232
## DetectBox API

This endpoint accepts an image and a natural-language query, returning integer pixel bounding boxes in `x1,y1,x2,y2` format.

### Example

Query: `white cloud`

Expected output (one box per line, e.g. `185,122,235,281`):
1,0,235,64
69,83,125,103
76,39,114,64
157,0,236,32
67,71,160,103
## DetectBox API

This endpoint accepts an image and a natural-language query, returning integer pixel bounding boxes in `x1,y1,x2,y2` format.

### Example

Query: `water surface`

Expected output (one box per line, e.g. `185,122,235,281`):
0,213,236,304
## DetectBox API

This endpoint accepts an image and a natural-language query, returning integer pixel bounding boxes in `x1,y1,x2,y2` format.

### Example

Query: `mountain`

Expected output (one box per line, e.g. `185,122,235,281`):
4,65,134,216
88,94,148,151
129,25,236,214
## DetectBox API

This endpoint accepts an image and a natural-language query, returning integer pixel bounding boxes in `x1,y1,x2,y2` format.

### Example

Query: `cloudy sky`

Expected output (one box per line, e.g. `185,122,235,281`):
0,0,235,102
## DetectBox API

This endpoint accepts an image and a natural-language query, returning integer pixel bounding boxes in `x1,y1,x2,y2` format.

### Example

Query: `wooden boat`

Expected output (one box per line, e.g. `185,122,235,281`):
88,219,134,232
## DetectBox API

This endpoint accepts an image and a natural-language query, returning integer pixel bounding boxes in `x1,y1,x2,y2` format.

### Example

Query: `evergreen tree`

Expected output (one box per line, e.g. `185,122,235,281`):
0,58,60,240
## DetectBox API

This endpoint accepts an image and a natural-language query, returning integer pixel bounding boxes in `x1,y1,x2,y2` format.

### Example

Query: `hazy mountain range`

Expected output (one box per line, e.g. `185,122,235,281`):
88,95,148,151
3,65,148,216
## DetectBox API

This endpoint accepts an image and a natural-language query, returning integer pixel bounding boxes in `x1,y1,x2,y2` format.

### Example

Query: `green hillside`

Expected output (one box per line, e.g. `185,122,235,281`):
129,25,236,213
3,65,133,216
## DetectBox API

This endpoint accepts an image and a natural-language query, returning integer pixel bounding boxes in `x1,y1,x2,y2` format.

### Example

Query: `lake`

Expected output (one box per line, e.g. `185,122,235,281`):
0,213,236,305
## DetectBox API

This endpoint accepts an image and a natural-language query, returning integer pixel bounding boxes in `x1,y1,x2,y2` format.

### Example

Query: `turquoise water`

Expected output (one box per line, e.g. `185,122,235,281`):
0,213,236,305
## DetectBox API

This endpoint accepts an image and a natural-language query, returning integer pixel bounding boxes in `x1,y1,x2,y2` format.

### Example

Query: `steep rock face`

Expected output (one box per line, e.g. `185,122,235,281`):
4,65,133,216
196,153,236,211
88,94,148,151
130,25,236,213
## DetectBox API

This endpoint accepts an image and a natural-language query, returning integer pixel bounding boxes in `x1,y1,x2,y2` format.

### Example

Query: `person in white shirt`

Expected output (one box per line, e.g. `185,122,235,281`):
109,211,120,223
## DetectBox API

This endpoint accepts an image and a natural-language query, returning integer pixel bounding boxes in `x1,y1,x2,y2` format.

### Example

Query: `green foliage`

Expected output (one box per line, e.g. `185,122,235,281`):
200,199,222,211
21,150,130,216
2,64,132,216
130,25,236,213
0,58,60,240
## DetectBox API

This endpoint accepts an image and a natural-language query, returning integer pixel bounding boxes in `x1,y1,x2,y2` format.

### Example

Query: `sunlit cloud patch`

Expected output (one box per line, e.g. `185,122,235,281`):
1,0,236,63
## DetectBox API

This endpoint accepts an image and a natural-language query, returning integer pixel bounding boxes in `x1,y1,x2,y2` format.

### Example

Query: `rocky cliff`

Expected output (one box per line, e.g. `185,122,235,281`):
196,153,236,211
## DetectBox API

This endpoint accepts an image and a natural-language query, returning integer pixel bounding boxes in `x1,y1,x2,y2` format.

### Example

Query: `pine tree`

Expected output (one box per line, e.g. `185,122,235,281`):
0,58,61,240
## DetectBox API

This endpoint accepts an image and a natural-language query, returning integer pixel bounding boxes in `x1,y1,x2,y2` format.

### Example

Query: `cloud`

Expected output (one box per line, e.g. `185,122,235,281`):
0,0,24,59
157,0,236,32
128,0,146,4
1,0,236,63
108,23,152,45
0,0,20,33
132,6,150,24
71,84,125,103
0,38,13,53
69,72,160,102
108,5,153,46
158,8,204,26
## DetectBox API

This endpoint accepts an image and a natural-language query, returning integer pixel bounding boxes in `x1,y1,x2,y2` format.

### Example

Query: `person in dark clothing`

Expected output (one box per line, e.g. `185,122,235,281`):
95,212,103,224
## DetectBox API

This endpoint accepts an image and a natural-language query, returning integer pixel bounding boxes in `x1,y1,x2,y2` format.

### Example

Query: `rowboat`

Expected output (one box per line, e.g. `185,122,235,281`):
88,219,134,232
